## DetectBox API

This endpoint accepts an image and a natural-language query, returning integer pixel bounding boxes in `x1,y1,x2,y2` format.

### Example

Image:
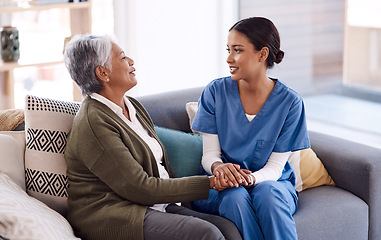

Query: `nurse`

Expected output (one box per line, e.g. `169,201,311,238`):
191,17,310,240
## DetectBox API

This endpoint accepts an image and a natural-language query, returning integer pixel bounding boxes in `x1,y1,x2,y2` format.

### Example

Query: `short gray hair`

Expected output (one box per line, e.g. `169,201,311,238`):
64,34,113,95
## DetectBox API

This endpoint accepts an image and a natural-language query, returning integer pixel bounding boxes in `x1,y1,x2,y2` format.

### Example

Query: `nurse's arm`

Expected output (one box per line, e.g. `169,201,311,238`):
203,133,251,187
251,151,291,184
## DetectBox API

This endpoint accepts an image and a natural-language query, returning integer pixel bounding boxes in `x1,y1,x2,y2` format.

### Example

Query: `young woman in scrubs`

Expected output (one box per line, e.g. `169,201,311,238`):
191,17,310,240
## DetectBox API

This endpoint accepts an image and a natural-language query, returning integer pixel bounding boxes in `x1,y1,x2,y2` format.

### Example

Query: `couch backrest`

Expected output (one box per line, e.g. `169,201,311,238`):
137,87,204,133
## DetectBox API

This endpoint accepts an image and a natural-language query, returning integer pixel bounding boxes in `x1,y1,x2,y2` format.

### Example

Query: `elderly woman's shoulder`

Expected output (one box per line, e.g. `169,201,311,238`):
75,97,110,122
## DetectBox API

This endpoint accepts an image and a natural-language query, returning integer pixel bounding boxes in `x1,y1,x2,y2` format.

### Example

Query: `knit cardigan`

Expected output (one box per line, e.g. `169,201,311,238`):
64,96,210,240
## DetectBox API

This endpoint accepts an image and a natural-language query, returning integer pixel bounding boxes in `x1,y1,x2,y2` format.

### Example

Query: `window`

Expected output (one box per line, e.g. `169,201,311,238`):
7,0,114,109
344,0,381,92
239,0,345,95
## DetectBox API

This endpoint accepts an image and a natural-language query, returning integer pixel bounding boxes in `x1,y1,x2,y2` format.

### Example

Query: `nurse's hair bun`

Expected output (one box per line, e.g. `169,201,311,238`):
274,50,284,64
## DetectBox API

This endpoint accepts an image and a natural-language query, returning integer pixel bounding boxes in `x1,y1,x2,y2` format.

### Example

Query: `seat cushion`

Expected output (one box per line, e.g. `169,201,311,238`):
294,186,368,240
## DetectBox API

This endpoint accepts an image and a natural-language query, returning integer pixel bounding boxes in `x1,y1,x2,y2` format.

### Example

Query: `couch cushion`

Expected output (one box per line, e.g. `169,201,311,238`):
0,131,26,190
137,87,204,132
24,95,80,216
294,186,368,240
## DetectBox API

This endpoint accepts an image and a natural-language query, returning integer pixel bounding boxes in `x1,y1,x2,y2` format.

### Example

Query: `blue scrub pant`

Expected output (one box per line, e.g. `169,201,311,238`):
192,180,298,240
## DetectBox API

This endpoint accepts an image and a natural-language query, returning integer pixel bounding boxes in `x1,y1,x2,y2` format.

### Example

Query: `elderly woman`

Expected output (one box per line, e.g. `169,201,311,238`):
63,34,245,240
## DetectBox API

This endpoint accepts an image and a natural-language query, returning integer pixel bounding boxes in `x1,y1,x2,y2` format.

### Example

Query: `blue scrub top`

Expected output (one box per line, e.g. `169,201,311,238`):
191,76,310,183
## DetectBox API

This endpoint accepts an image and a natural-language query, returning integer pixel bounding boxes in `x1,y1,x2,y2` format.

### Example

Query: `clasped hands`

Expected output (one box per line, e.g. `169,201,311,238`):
209,162,254,191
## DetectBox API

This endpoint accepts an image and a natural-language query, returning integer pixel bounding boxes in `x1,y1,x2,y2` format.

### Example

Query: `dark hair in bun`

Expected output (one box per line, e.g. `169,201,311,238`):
275,50,284,64
230,17,284,68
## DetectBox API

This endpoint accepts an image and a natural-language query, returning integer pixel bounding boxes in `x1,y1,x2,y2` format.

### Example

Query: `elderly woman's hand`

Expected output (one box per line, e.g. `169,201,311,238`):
209,171,233,191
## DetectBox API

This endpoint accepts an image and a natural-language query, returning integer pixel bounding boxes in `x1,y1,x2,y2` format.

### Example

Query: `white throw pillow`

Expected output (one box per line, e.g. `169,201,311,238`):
0,131,26,190
0,173,79,240
24,95,80,216
185,102,200,133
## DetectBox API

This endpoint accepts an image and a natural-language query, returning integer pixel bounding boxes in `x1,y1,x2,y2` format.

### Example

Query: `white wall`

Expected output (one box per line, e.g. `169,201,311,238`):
113,0,239,97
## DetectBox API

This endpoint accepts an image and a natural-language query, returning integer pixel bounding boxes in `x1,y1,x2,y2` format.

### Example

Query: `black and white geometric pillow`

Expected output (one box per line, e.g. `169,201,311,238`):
24,95,80,216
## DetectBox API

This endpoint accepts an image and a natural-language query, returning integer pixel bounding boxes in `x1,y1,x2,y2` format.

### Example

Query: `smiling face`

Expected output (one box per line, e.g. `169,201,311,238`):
226,30,266,81
107,42,137,93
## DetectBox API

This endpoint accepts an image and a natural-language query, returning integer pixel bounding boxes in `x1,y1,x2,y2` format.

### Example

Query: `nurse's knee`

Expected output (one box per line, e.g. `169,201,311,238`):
219,187,252,211
221,187,250,203
252,181,287,209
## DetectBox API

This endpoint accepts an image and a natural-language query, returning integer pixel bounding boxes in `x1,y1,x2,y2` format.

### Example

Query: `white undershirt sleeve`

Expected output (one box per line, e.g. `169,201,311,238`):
202,133,291,184
251,151,291,184
202,133,223,174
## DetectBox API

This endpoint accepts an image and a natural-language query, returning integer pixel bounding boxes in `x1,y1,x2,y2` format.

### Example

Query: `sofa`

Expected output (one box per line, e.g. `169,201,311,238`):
137,87,381,240
0,86,380,240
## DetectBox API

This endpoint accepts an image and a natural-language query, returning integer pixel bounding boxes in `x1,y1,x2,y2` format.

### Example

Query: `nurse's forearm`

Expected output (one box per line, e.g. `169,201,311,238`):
252,151,291,184
203,133,251,186
202,133,223,174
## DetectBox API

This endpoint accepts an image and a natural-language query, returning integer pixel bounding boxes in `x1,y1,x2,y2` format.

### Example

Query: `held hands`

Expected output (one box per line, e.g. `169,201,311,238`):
209,162,254,191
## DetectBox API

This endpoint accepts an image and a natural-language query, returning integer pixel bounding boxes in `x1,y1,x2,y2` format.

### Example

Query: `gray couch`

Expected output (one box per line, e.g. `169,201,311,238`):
137,87,381,240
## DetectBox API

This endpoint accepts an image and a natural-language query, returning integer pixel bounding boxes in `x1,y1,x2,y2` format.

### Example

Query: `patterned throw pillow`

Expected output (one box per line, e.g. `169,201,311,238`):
185,101,335,192
24,95,80,216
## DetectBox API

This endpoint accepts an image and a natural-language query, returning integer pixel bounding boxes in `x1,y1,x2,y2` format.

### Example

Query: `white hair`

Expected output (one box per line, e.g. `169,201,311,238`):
64,34,114,95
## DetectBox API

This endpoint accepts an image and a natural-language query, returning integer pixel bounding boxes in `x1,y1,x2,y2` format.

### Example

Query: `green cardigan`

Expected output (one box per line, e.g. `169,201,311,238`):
64,96,210,240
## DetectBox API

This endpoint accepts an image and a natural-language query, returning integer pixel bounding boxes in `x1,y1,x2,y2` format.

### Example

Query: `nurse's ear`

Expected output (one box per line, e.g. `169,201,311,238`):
259,47,269,63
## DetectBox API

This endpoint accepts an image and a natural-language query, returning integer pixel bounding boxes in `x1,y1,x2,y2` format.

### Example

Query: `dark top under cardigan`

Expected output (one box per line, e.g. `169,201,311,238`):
64,96,210,240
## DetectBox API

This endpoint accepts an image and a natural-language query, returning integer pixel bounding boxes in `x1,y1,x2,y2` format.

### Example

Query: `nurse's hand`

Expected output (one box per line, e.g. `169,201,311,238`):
239,169,254,186
212,162,250,188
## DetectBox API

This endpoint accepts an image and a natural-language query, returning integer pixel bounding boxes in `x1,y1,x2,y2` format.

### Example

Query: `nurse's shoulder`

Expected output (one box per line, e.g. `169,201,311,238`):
202,76,234,97
205,76,233,89
276,79,303,104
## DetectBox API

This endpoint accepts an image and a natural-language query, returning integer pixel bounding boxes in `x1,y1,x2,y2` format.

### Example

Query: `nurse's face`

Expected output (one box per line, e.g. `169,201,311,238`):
226,30,264,81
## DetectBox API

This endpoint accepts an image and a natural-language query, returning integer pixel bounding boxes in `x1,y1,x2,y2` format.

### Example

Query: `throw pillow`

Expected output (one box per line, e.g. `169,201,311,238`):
24,95,80,216
0,173,79,240
154,125,203,178
185,101,335,192
289,148,335,192
185,102,199,133
0,109,24,131
0,131,26,190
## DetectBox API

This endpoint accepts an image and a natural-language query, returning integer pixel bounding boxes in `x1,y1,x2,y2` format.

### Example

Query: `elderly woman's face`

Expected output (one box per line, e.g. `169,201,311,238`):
108,42,137,92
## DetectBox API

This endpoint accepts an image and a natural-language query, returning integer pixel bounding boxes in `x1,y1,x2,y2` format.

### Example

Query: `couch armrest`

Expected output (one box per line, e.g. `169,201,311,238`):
308,131,381,240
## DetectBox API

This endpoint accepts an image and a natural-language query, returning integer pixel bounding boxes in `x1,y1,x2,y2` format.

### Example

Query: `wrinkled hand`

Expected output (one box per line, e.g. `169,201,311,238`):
209,172,229,191
212,162,253,188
